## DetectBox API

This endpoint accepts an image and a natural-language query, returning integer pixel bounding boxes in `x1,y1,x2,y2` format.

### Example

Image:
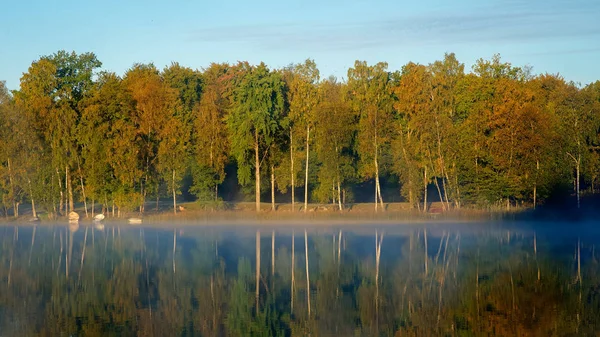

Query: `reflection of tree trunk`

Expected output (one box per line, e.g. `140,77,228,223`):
255,131,261,213
78,226,88,283
57,230,63,276
256,230,261,310
375,231,384,332
304,125,310,213
291,231,295,315
271,231,275,278
8,227,17,286
305,229,311,317
424,229,428,275
173,228,177,274
290,129,295,211
337,177,343,211
29,225,37,266
67,227,74,279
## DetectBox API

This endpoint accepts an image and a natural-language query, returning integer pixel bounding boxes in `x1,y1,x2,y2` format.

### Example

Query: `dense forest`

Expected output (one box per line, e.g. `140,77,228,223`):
0,51,599,217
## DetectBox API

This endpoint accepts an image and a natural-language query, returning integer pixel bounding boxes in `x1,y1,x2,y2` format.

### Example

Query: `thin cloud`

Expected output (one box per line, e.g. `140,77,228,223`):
187,1,600,52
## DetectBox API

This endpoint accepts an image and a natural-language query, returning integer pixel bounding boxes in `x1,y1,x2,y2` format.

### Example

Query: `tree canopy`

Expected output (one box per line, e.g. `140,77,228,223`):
0,50,598,216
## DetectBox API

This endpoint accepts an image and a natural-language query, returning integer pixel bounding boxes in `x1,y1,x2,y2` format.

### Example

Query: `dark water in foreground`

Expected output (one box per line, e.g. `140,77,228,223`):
1,221,600,336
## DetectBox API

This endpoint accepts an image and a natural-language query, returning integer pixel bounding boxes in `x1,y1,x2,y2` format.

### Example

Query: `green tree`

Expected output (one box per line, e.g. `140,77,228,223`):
314,77,355,209
190,63,231,203
227,63,285,212
348,61,395,212
286,60,320,212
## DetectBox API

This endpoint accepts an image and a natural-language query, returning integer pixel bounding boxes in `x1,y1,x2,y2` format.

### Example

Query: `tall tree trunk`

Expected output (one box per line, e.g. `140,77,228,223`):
423,167,428,213
374,148,379,212
271,165,275,211
57,168,64,216
7,158,15,216
533,160,539,209
255,131,261,213
172,169,177,215
304,125,310,213
290,129,295,211
576,154,580,209
28,179,37,218
434,177,445,211
140,178,144,213
77,160,88,218
67,165,74,213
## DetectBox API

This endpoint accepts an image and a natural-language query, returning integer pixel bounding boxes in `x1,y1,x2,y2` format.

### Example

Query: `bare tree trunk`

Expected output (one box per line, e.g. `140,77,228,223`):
77,160,88,218
423,167,428,213
255,131,261,213
67,165,74,213
28,179,37,218
304,125,310,213
271,165,275,211
7,158,15,216
434,177,445,211
305,229,311,317
533,160,539,209
172,169,177,215
256,230,261,310
57,168,64,216
576,155,580,209
290,129,295,211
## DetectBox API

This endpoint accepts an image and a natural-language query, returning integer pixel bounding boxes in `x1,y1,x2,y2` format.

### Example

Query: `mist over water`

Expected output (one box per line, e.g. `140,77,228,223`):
1,221,600,336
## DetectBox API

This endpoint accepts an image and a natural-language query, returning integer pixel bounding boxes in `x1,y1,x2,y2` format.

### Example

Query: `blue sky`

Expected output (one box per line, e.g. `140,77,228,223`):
1,0,599,91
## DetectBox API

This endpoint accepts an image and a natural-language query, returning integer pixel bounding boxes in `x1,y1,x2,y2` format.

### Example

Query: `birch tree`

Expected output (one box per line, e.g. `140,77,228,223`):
286,60,320,212
348,61,394,212
227,63,285,212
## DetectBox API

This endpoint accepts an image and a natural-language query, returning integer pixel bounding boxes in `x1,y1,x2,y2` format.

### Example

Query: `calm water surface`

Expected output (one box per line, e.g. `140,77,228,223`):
1,221,599,336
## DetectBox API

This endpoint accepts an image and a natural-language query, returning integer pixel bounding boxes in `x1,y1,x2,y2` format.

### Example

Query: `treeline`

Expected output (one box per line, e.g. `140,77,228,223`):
0,51,599,217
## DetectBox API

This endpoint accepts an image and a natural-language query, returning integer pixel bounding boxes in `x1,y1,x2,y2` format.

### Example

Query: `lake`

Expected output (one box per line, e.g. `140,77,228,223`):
1,221,599,336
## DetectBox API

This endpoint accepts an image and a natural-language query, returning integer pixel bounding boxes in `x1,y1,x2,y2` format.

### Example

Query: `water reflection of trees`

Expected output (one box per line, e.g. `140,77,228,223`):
1,226,600,336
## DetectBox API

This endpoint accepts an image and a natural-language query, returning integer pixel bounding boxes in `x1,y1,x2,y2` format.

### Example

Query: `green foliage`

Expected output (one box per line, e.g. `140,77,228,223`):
2,51,600,217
